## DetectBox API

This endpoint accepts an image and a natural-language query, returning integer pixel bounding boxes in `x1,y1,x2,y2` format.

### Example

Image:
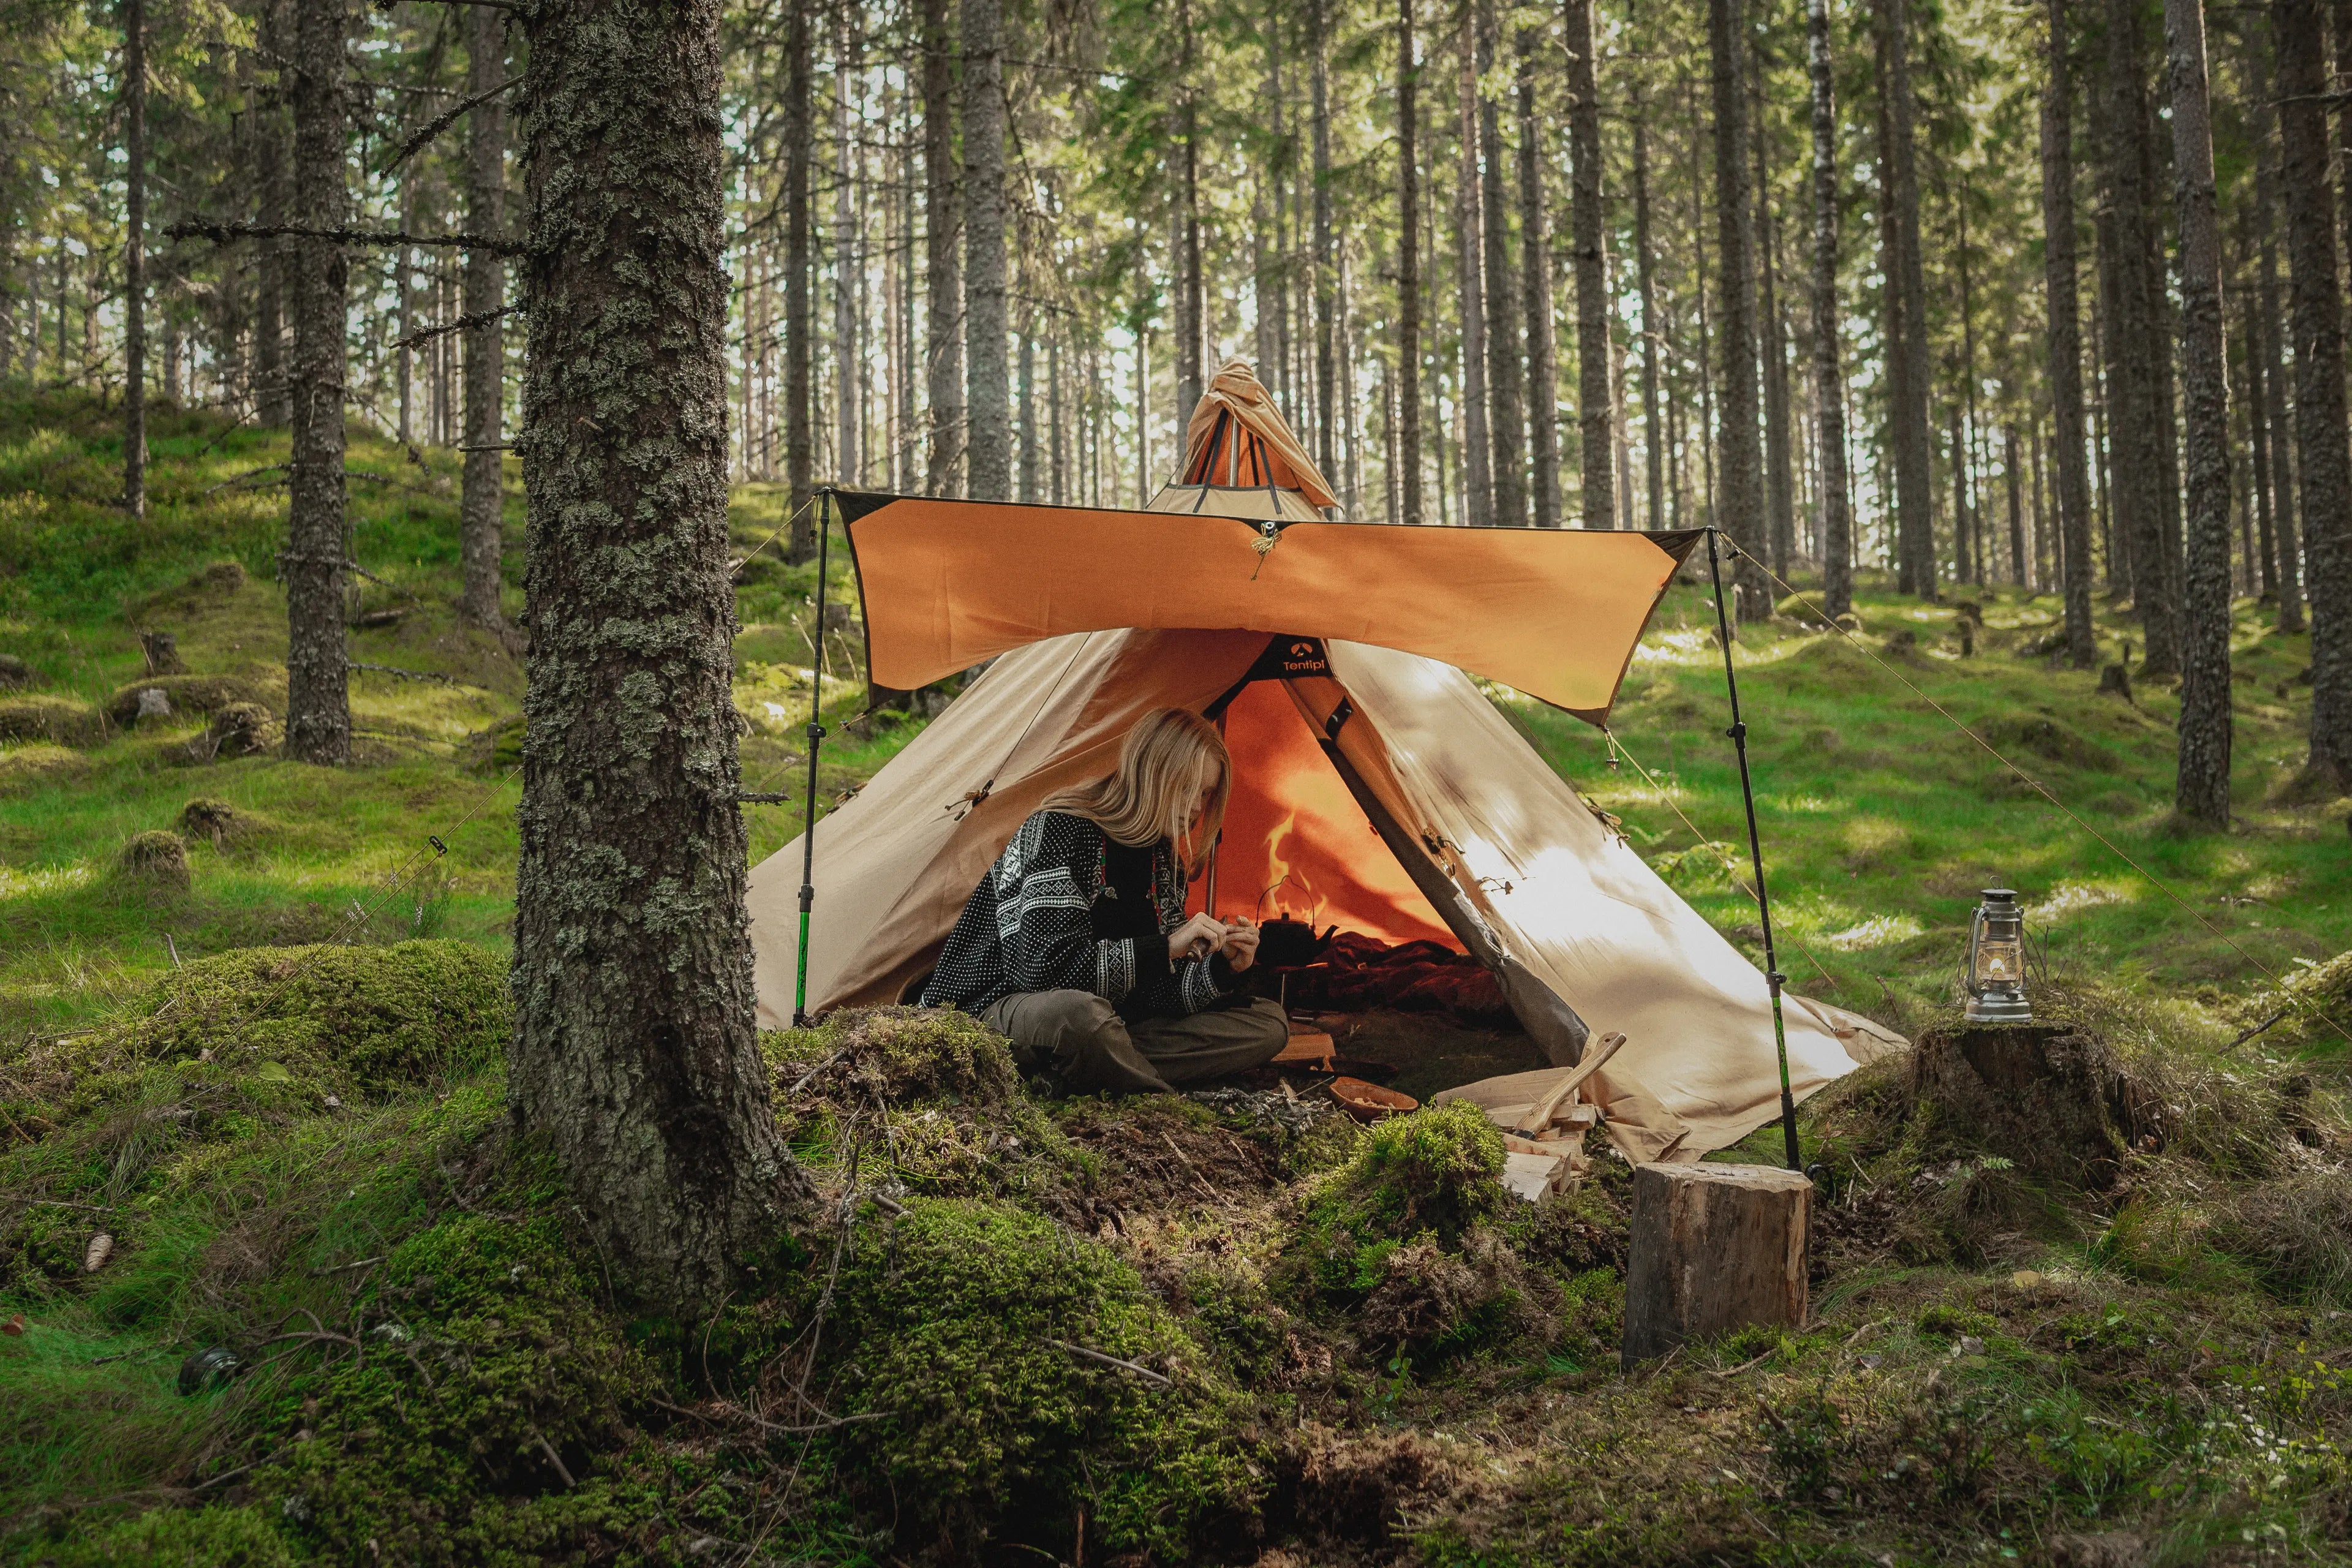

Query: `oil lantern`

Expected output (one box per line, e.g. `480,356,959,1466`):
1963,888,2032,1024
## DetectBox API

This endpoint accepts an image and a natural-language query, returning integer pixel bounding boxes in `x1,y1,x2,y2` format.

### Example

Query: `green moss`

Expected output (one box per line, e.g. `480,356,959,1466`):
30,1503,297,1566
0,694,102,745
1327,1102,1506,1250
114,830,190,893
829,1197,1262,1556
96,940,508,1100
763,1004,1021,1107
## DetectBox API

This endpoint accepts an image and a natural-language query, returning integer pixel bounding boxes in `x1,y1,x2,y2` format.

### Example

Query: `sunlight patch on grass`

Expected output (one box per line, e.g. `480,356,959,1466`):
1824,913,1925,951
2032,880,2133,922
0,864,95,899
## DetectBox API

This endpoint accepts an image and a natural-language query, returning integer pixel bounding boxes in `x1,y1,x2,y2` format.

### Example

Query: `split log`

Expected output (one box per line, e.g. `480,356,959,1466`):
1621,1163,1811,1366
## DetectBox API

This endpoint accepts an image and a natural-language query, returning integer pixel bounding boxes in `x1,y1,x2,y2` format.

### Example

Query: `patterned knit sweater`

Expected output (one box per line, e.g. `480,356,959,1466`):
921,810,1238,1020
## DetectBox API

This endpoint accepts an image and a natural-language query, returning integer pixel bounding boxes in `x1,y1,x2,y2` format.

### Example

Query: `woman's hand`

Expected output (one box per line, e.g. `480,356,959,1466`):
1167,913,1228,964
1220,916,1261,973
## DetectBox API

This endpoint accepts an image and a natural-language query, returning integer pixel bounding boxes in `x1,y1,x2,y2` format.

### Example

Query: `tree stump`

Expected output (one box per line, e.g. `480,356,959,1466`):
1909,1024,2155,1191
1621,1163,1811,1366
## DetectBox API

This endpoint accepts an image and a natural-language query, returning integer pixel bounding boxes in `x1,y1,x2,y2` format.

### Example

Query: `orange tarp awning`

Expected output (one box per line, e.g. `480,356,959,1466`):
836,492,1702,725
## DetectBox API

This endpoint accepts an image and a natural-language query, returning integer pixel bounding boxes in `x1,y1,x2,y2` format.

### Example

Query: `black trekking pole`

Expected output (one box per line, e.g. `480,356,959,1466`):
1705,529,1801,1172
793,489,832,1028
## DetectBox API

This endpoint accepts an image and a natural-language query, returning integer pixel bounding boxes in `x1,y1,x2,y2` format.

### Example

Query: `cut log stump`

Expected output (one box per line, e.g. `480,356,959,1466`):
1909,1024,2156,1191
1621,1163,1811,1367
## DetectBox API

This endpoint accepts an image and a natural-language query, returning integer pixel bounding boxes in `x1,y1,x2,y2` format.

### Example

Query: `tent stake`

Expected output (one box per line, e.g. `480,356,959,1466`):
1704,530,1801,1172
794,489,833,1028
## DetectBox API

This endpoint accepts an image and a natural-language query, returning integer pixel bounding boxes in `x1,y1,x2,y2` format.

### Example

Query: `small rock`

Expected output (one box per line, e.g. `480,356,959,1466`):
135,687,173,720
1953,1335,1985,1357
2,1314,25,1336
322,1093,342,1109
83,1233,113,1273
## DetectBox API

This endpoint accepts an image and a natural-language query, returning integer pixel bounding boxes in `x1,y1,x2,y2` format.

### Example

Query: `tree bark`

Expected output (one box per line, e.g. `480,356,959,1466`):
1176,4,1205,424
1521,31,1562,529
836,4,863,489
1311,0,1337,489
1396,0,1422,526
1951,410,1973,589
513,0,808,1312
1709,0,1768,619
2277,0,2352,786
2166,0,2231,823
1755,76,1795,579
1566,0,1609,532
122,0,146,519
2099,0,2178,673
922,0,962,497
1453,5,1490,527
783,0,815,552
960,0,1006,501
254,0,290,428
2006,426,2026,583
1633,95,1663,533
1476,0,1523,527
284,0,350,766
461,1,508,631
1806,0,1852,616
2251,37,2305,633
1875,0,1934,599
2042,0,2097,664
2237,221,2282,606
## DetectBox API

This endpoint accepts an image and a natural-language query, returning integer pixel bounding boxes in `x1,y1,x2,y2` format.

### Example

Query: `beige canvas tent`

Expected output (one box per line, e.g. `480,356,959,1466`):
747,361,1899,1161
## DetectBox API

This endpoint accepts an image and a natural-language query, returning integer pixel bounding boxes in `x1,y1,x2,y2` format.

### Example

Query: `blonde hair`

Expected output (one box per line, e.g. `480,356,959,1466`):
1044,707,1230,867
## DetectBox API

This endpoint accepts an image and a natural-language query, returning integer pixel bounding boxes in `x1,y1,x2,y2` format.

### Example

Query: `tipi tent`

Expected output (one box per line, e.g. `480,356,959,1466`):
747,361,1898,1161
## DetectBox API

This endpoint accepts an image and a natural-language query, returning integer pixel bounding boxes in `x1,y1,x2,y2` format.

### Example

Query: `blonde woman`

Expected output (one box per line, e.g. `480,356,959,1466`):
922,707,1287,1093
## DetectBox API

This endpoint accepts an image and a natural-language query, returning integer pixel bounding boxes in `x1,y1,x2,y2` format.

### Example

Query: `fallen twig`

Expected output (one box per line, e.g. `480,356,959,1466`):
1047,1338,1172,1385
2223,1009,2290,1052
530,1427,577,1489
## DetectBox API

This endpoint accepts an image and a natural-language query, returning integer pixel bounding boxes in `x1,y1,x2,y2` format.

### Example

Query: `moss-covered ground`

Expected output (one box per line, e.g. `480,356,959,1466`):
4,393,2350,1564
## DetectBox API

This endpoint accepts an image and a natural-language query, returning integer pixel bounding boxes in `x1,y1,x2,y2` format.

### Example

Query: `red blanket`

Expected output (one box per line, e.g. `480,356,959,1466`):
1280,934,1516,1030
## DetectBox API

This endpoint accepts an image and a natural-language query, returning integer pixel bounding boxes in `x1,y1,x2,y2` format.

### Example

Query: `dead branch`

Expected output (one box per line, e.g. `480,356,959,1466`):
167,219,527,257
382,75,526,172
1047,1339,1172,1385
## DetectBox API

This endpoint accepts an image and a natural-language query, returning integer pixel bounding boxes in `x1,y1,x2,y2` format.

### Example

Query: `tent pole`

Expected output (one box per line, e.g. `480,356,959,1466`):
1704,529,1801,1172
794,488,833,1028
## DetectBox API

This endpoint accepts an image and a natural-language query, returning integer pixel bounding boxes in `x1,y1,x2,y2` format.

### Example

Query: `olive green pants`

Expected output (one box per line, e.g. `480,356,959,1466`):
979,990,1289,1095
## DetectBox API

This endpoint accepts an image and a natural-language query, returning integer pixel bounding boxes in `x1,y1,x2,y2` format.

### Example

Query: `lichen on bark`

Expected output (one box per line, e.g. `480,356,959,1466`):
511,0,809,1312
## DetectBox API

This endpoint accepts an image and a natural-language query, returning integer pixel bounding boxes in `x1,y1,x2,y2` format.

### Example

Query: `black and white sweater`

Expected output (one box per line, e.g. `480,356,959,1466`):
921,810,1240,1020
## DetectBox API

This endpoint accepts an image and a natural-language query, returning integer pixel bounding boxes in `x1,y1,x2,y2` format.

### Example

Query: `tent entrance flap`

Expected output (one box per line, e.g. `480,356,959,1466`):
1190,673,1453,948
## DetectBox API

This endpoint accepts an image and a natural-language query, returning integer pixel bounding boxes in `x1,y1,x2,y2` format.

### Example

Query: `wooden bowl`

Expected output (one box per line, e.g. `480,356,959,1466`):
1330,1076,1418,1123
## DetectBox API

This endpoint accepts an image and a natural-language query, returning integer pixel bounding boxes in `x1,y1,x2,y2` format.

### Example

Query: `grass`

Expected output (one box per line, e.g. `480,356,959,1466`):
2,391,2350,1564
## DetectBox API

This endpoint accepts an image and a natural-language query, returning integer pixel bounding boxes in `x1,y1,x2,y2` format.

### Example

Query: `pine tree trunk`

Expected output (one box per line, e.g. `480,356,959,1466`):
962,0,1008,499
1453,7,1491,527
2006,426,2026,582
1875,0,1934,599
2042,0,2097,663
2166,0,2231,820
2277,0,2352,786
1476,0,1523,527
2239,239,2282,605
835,6,862,489
512,0,808,1312
783,0,816,552
122,0,146,519
1633,97,1663,533
284,0,350,766
254,0,290,428
1019,311,1037,501
1519,33,1561,528
2252,45,2306,633
1311,0,1336,489
1564,0,1608,531
1951,410,1974,587
1709,0,1768,620
1176,3,1204,424
461,1,508,631
1755,80,1794,579
922,0,962,496
1396,0,1422,526
2100,0,2179,673
1806,0,1852,617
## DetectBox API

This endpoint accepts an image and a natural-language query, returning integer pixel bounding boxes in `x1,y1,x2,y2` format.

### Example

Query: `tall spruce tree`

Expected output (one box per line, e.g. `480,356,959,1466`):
511,0,807,1311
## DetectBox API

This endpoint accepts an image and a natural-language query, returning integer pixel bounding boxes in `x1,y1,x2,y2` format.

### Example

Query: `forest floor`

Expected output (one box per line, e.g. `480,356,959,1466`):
2,391,2349,1566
